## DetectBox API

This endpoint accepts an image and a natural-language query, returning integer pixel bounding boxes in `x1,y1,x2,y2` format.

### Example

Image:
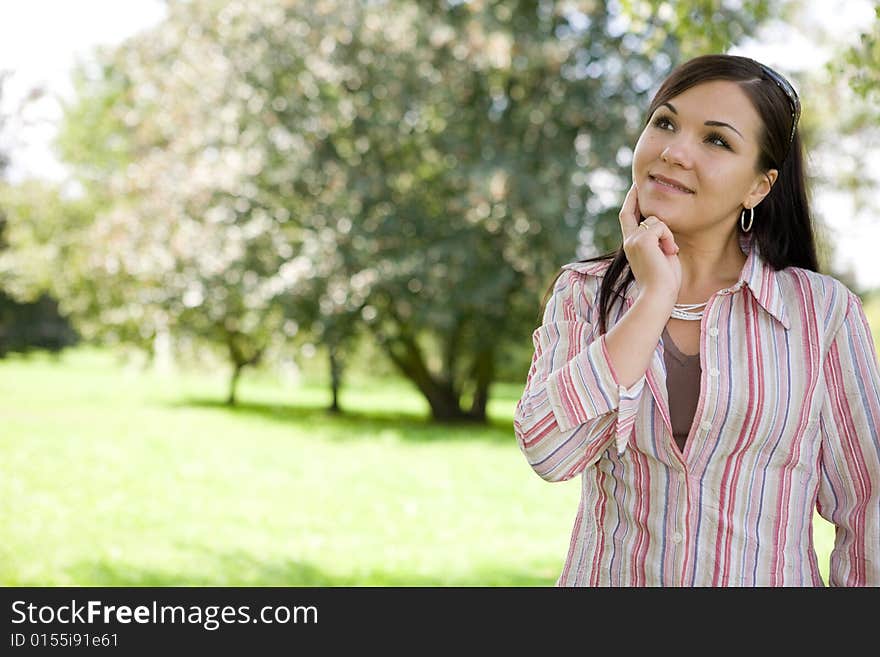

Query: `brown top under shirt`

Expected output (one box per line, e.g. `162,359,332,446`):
661,324,701,454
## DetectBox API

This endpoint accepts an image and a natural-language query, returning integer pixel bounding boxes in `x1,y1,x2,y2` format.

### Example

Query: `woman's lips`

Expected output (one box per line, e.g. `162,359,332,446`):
648,175,694,194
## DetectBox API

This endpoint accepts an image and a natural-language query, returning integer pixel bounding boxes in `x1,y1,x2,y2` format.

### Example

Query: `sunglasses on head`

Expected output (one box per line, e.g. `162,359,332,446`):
757,62,801,147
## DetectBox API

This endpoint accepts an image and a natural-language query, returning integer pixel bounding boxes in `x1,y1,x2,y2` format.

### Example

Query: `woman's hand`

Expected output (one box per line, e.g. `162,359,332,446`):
618,183,682,304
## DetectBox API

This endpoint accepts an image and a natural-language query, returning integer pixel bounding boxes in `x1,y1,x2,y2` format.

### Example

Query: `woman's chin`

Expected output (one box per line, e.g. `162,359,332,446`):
636,203,670,224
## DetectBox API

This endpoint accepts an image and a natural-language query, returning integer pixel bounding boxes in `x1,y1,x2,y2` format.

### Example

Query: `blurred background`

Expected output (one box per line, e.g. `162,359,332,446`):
0,0,878,586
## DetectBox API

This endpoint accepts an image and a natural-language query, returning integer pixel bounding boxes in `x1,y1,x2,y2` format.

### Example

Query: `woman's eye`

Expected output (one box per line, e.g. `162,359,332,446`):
707,132,731,149
651,116,731,149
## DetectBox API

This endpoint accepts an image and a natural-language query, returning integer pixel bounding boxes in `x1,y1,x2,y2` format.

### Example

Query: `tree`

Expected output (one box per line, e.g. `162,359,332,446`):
837,2,880,102
0,73,78,357
53,6,315,404
300,0,776,420
47,0,776,417
823,3,880,218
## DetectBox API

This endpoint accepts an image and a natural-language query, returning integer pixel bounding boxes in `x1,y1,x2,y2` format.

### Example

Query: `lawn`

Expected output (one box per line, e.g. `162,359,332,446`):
1,348,580,586
1,347,835,586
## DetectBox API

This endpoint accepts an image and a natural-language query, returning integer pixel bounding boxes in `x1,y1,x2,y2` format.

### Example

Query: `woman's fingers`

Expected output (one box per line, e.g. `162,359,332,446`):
657,221,680,255
637,216,680,255
618,183,640,239
647,217,679,254
619,184,678,254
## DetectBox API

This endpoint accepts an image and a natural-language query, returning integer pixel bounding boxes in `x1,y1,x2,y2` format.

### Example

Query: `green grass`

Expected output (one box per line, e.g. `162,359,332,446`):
0,347,835,586
0,348,579,586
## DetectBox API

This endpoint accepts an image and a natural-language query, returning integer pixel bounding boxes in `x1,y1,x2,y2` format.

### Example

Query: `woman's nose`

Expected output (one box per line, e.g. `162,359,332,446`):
661,142,692,168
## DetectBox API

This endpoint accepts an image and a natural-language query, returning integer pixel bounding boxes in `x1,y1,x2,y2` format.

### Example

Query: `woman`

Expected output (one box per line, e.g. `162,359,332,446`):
513,54,880,586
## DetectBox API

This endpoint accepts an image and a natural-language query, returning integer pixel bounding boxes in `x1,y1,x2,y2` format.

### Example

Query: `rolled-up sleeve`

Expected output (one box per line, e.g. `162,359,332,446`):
816,291,880,586
513,268,647,482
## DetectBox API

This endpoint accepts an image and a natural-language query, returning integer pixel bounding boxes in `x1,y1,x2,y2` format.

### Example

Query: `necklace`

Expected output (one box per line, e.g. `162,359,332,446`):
670,281,746,321
670,301,707,321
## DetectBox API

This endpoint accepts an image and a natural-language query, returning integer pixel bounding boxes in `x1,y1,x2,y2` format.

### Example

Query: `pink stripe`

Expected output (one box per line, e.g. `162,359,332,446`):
769,276,819,583
590,468,609,587
559,495,585,584
826,308,872,585
636,450,652,585
628,450,646,585
716,293,765,585
601,333,619,386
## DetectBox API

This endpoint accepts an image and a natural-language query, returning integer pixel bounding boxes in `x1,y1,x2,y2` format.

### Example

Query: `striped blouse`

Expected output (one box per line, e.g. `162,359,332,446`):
513,233,880,586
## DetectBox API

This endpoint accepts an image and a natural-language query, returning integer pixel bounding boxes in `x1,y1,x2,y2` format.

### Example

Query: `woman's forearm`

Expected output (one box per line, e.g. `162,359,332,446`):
603,291,674,389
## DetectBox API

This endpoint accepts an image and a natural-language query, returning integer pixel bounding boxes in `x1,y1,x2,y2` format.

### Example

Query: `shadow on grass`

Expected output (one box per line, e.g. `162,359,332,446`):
170,397,517,445
53,547,555,587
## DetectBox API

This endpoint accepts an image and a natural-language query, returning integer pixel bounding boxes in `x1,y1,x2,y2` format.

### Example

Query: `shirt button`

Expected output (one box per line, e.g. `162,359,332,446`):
700,421,712,431
708,327,719,337
672,532,683,544
709,368,720,377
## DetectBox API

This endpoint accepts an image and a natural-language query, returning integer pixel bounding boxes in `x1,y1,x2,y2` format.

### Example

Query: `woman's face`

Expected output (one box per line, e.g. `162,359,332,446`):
631,79,777,233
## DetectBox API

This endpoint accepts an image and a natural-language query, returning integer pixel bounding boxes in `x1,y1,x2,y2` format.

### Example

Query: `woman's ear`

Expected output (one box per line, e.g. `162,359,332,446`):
745,168,778,209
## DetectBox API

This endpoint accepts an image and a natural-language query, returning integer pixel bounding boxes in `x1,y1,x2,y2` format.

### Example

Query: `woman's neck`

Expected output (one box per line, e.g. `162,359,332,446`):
675,232,747,303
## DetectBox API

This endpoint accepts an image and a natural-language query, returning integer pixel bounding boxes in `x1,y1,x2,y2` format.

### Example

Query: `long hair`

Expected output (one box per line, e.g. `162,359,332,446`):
539,54,818,335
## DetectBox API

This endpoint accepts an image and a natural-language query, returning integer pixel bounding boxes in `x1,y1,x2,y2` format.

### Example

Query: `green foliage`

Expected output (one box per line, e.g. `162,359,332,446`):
0,292,77,357
0,180,143,346
0,70,10,176
56,59,136,196
296,0,776,416
819,4,880,224
837,3,880,101
43,0,776,413
0,115,81,355
618,0,772,58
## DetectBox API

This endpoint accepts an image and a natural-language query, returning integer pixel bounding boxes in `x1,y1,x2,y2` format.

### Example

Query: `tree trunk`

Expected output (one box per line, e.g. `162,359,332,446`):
467,344,494,422
227,361,243,406
328,346,342,414
424,383,467,421
377,328,483,423
224,329,263,406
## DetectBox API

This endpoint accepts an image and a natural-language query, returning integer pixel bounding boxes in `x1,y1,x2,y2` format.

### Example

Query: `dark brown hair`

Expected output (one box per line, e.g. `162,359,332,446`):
540,54,818,334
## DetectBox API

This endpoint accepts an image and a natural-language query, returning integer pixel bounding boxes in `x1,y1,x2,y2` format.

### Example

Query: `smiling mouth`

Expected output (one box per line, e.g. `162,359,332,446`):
649,175,694,194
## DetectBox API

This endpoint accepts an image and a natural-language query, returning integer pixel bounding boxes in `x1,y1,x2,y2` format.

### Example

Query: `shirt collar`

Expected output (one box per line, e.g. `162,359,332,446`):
618,232,790,330
735,232,791,330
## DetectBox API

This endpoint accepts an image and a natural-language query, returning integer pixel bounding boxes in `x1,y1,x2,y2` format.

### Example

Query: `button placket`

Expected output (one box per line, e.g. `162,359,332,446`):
672,474,688,561
698,308,721,435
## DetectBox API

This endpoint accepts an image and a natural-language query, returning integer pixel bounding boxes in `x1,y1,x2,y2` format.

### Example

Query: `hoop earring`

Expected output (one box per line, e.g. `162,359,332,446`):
741,206,754,232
